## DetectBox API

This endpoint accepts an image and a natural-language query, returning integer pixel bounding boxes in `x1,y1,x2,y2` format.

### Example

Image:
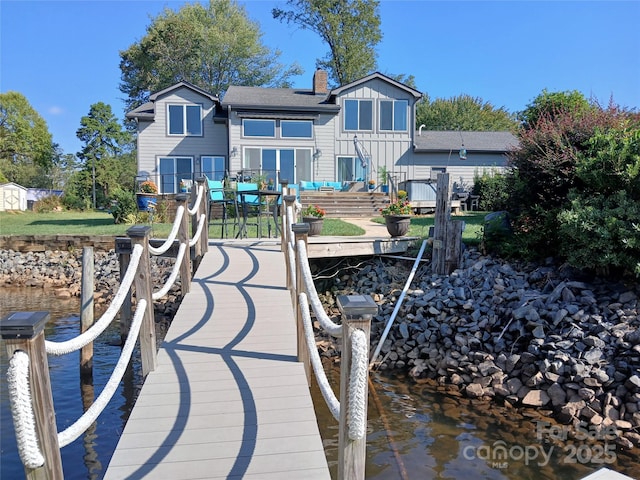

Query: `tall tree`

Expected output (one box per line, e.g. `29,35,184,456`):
76,102,131,208
120,0,301,113
0,91,54,184
416,94,517,131
520,89,592,129
273,0,382,87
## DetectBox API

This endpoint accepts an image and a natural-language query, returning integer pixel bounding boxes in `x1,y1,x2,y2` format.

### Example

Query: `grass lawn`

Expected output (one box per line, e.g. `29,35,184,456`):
0,210,484,243
0,210,365,239
372,211,486,246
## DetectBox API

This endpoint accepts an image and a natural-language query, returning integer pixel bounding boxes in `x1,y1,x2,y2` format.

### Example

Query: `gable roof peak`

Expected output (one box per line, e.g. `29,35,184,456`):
330,72,423,99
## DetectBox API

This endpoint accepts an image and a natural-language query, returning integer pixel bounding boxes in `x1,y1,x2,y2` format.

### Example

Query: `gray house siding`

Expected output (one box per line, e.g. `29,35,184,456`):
135,86,227,191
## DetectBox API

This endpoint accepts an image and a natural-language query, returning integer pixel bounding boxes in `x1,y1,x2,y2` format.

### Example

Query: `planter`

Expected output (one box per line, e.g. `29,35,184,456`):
136,193,157,212
368,184,375,190
302,216,324,236
384,214,411,237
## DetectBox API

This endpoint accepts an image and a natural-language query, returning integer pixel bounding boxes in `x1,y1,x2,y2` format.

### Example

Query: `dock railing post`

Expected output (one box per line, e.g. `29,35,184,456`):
194,177,208,257
80,246,94,375
279,179,289,248
292,222,311,384
176,193,191,294
115,237,133,344
127,225,157,376
1,311,64,479
432,173,450,275
283,195,297,286
337,295,377,480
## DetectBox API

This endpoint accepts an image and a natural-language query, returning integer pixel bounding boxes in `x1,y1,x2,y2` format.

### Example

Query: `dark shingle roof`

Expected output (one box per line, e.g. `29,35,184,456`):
413,131,518,152
222,86,340,113
126,81,219,121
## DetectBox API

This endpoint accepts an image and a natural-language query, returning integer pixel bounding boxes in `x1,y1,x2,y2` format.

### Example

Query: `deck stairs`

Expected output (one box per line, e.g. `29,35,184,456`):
299,191,389,218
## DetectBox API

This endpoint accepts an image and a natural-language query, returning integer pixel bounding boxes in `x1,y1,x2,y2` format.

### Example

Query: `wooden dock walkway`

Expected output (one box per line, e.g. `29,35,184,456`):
105,241,331,479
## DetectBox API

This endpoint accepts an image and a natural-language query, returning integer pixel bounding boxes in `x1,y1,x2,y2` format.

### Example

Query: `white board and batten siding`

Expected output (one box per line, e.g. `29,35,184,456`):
137,86,228,183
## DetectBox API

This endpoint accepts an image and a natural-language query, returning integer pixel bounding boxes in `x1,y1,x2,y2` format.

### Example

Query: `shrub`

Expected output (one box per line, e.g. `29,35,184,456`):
472,169,510,211
109,189,136,224
558,191,640,277
33,195,63,213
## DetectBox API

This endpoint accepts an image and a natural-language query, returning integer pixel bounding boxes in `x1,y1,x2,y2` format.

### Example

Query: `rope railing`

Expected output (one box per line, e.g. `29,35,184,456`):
281,199,377,480
0,178,210,478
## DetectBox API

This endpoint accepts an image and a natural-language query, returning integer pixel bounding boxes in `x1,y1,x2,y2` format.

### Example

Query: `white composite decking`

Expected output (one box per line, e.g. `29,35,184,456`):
104,241,330,479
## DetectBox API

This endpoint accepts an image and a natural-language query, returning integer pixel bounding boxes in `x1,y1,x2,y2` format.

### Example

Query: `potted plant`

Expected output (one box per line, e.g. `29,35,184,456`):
136,180,158,211
301,204,326,236
380,191,411,237
378,166,389,194
368,179,376,190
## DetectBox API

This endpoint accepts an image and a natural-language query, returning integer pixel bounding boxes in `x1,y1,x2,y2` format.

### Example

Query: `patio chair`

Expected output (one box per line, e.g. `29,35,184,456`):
236,182,261,237
207,178,238,238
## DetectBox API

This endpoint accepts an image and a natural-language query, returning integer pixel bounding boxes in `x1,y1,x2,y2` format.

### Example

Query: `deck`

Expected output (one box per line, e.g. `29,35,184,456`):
104,242,331,479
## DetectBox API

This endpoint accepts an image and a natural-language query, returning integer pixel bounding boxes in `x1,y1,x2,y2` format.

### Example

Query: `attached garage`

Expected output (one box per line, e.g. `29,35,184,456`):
0,182,28,211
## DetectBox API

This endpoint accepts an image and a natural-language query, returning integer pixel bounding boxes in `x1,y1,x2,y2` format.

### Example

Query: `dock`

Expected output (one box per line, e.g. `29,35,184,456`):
104,241,331,479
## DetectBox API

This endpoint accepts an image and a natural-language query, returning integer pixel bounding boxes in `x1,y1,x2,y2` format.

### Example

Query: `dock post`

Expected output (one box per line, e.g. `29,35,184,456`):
127,225,157,376
279,179,289,249
1,311,64,479
194,176,208,257
337,295,377,480
80,246,94,374
283,195,297,291
432,173,463,274
176,193,191,294
292,222,311,385
115,237,132,344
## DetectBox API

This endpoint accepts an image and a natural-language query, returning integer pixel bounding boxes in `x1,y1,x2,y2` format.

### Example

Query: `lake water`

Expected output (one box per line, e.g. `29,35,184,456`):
1,288,638,479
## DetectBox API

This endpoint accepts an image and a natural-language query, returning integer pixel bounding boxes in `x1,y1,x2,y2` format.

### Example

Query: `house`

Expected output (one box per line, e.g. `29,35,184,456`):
0,182,28,211
127,71,517,194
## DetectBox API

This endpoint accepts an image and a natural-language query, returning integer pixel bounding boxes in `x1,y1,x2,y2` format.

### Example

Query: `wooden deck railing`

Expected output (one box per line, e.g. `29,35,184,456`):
0,179,209,479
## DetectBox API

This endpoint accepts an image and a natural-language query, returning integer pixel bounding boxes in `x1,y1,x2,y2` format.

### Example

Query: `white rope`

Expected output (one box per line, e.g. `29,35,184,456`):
296,239,342,337
287,241,296,286
148,205,184,256
187,184,204,216
58,299,148,447
7,351,45,469
348,329,368,441
299,293,340,421
152,242,186,300
45,244,143,356
189,213,206,247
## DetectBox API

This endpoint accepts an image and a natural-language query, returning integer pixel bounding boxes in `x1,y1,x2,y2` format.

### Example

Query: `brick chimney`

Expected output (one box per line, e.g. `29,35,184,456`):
313,69,328,95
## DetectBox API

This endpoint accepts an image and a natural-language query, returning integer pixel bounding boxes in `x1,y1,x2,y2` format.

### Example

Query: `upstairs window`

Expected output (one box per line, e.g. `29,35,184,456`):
168,104,202,136
243,119,275,137
380,100,408,131
344,99,373,131
281,120,313,138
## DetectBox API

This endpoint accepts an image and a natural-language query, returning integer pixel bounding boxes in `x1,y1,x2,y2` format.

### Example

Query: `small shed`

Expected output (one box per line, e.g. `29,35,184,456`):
0,182,28,211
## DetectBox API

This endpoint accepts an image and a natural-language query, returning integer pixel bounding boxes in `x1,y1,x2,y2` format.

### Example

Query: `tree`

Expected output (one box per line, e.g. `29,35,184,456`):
76,102,131,208
416,94,517,131
273,0,382,87
120,0,301,114
0,91,54,184
519,89,592,129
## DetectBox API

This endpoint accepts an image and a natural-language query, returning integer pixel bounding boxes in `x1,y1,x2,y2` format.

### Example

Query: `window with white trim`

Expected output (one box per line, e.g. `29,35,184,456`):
344,99,373,131
243,119,275,137
167,104,202,136
380,99,408,131
159,156,193,193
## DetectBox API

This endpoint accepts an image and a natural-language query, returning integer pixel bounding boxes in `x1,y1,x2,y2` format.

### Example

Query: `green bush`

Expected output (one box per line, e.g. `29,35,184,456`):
558,191,640,276
472,169,510,211
33,195,63,213
109,189,136,224
61,193,91,211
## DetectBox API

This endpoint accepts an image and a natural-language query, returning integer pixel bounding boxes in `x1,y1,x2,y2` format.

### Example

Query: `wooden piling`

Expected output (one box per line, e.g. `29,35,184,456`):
176,194,191,294
80,246,94,374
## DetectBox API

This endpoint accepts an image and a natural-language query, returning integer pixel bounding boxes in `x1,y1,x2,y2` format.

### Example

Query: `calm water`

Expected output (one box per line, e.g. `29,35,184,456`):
1,288,638,479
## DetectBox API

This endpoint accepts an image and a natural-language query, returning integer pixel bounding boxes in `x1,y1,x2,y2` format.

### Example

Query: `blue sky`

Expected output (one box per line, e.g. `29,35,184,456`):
1,0,639,156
